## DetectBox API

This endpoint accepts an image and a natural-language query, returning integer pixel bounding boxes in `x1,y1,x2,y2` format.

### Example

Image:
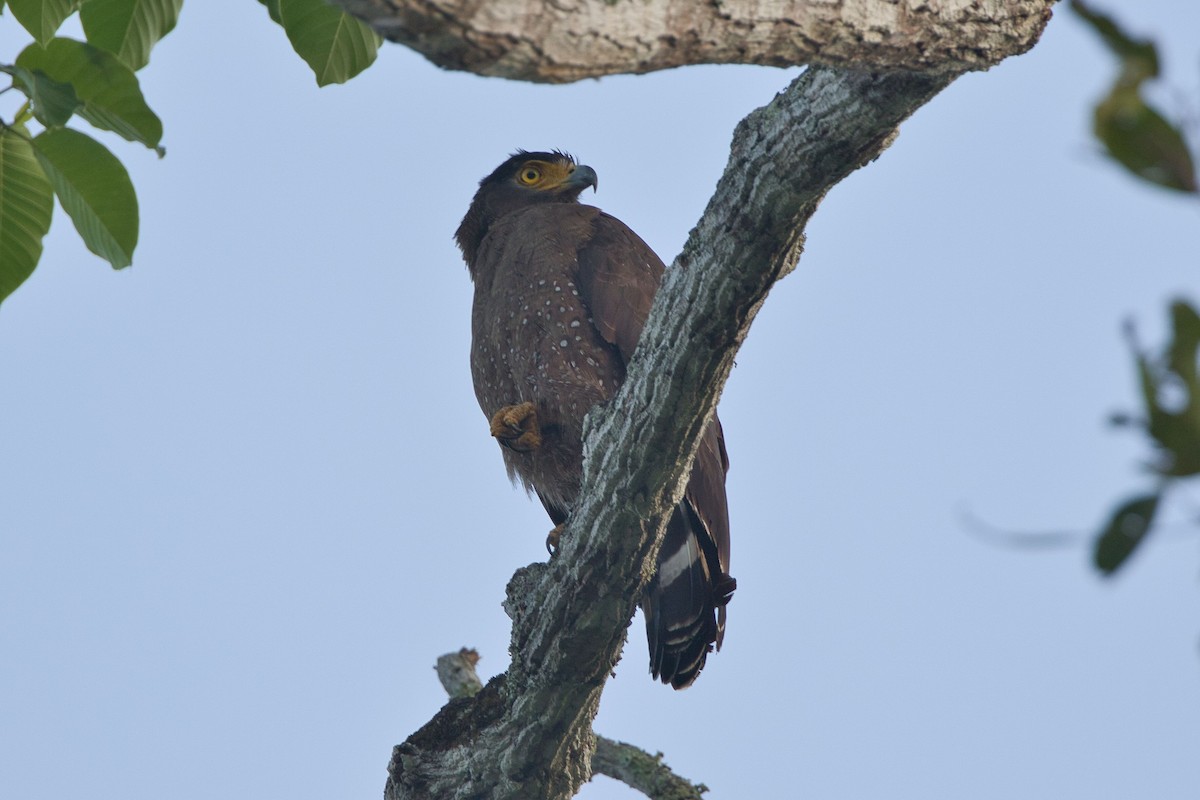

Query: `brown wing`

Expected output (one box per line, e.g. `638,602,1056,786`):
575,211,735,689
574,212,661,361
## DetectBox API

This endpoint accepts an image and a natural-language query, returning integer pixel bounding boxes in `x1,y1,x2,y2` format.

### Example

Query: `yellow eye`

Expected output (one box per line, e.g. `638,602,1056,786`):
518,166,542,185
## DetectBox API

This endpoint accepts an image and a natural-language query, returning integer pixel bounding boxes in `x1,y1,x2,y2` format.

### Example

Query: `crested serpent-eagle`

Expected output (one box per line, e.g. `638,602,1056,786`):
456,151,736,689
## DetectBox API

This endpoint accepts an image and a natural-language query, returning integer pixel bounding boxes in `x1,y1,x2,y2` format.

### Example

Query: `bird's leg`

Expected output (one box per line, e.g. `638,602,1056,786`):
489,401,542,452
545,523,565,555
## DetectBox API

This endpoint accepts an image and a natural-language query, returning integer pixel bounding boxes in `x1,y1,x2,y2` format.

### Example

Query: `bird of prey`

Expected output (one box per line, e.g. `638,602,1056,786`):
455,150,735,689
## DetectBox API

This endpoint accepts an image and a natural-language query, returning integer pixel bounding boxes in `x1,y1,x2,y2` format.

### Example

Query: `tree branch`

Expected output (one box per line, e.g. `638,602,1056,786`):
333,0,1052,83
385,65,955,800
592,739,707,800
428,649,707,799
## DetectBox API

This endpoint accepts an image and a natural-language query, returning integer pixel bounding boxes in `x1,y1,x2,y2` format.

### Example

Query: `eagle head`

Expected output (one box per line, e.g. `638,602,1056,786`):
455,151,598,265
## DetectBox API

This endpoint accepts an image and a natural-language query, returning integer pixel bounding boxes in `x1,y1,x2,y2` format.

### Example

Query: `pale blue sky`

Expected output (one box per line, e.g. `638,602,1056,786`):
2,3,1198,799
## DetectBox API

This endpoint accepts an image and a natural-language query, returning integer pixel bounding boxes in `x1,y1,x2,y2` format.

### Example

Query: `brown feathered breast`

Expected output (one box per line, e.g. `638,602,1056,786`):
458,152,735,688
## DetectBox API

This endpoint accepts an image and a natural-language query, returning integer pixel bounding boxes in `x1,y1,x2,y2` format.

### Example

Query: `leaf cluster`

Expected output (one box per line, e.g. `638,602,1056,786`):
1070,0,1198,195
1096,300,1200,574
0,0,176,303
0,0,381,306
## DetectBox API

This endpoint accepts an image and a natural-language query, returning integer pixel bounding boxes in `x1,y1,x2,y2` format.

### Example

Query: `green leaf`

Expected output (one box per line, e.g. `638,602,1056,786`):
8,0,79,45
1094,87,1198,194
1166,300,1200,385
0,63,82,127
276,0,381,87
16,38,164,153
256,0,282,25
33,127,138,269
0,125,55,303
1128,303,1200,476
1069,0,1159,86
80,0,183,72
1071,1,1197,194
1094,493,1159,575
1131,348,1190,475
1158,300,1200,475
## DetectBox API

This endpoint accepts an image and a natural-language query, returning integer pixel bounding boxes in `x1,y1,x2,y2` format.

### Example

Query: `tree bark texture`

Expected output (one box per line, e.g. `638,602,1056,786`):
334,0,1051,83
431,649,708,798
591,739,707,800
353,2,1057,798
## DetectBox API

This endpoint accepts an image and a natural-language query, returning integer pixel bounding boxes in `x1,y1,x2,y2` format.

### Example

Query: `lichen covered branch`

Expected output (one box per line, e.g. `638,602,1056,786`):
333,0,1051,83
592,739,707,800
429,649,707,799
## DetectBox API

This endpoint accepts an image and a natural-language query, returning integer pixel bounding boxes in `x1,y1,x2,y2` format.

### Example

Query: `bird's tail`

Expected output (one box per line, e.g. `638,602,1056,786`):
643,500,736,689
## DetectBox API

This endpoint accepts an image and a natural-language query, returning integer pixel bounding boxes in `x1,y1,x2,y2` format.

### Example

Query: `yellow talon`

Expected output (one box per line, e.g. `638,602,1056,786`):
545,523,565,554
489,401,542,452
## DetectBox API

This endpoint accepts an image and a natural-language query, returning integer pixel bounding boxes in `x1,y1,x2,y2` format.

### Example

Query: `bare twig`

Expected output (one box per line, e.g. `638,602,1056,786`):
592,739,707,800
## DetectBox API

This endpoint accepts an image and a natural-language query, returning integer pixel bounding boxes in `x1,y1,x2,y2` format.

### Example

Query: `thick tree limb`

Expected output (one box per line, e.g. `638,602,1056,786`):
429,649,707,799
385,65,955,800
333,0,1051,83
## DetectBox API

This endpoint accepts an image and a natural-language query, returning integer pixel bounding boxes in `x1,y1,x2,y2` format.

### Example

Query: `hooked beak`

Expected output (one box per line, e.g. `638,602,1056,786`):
566,164,598,193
